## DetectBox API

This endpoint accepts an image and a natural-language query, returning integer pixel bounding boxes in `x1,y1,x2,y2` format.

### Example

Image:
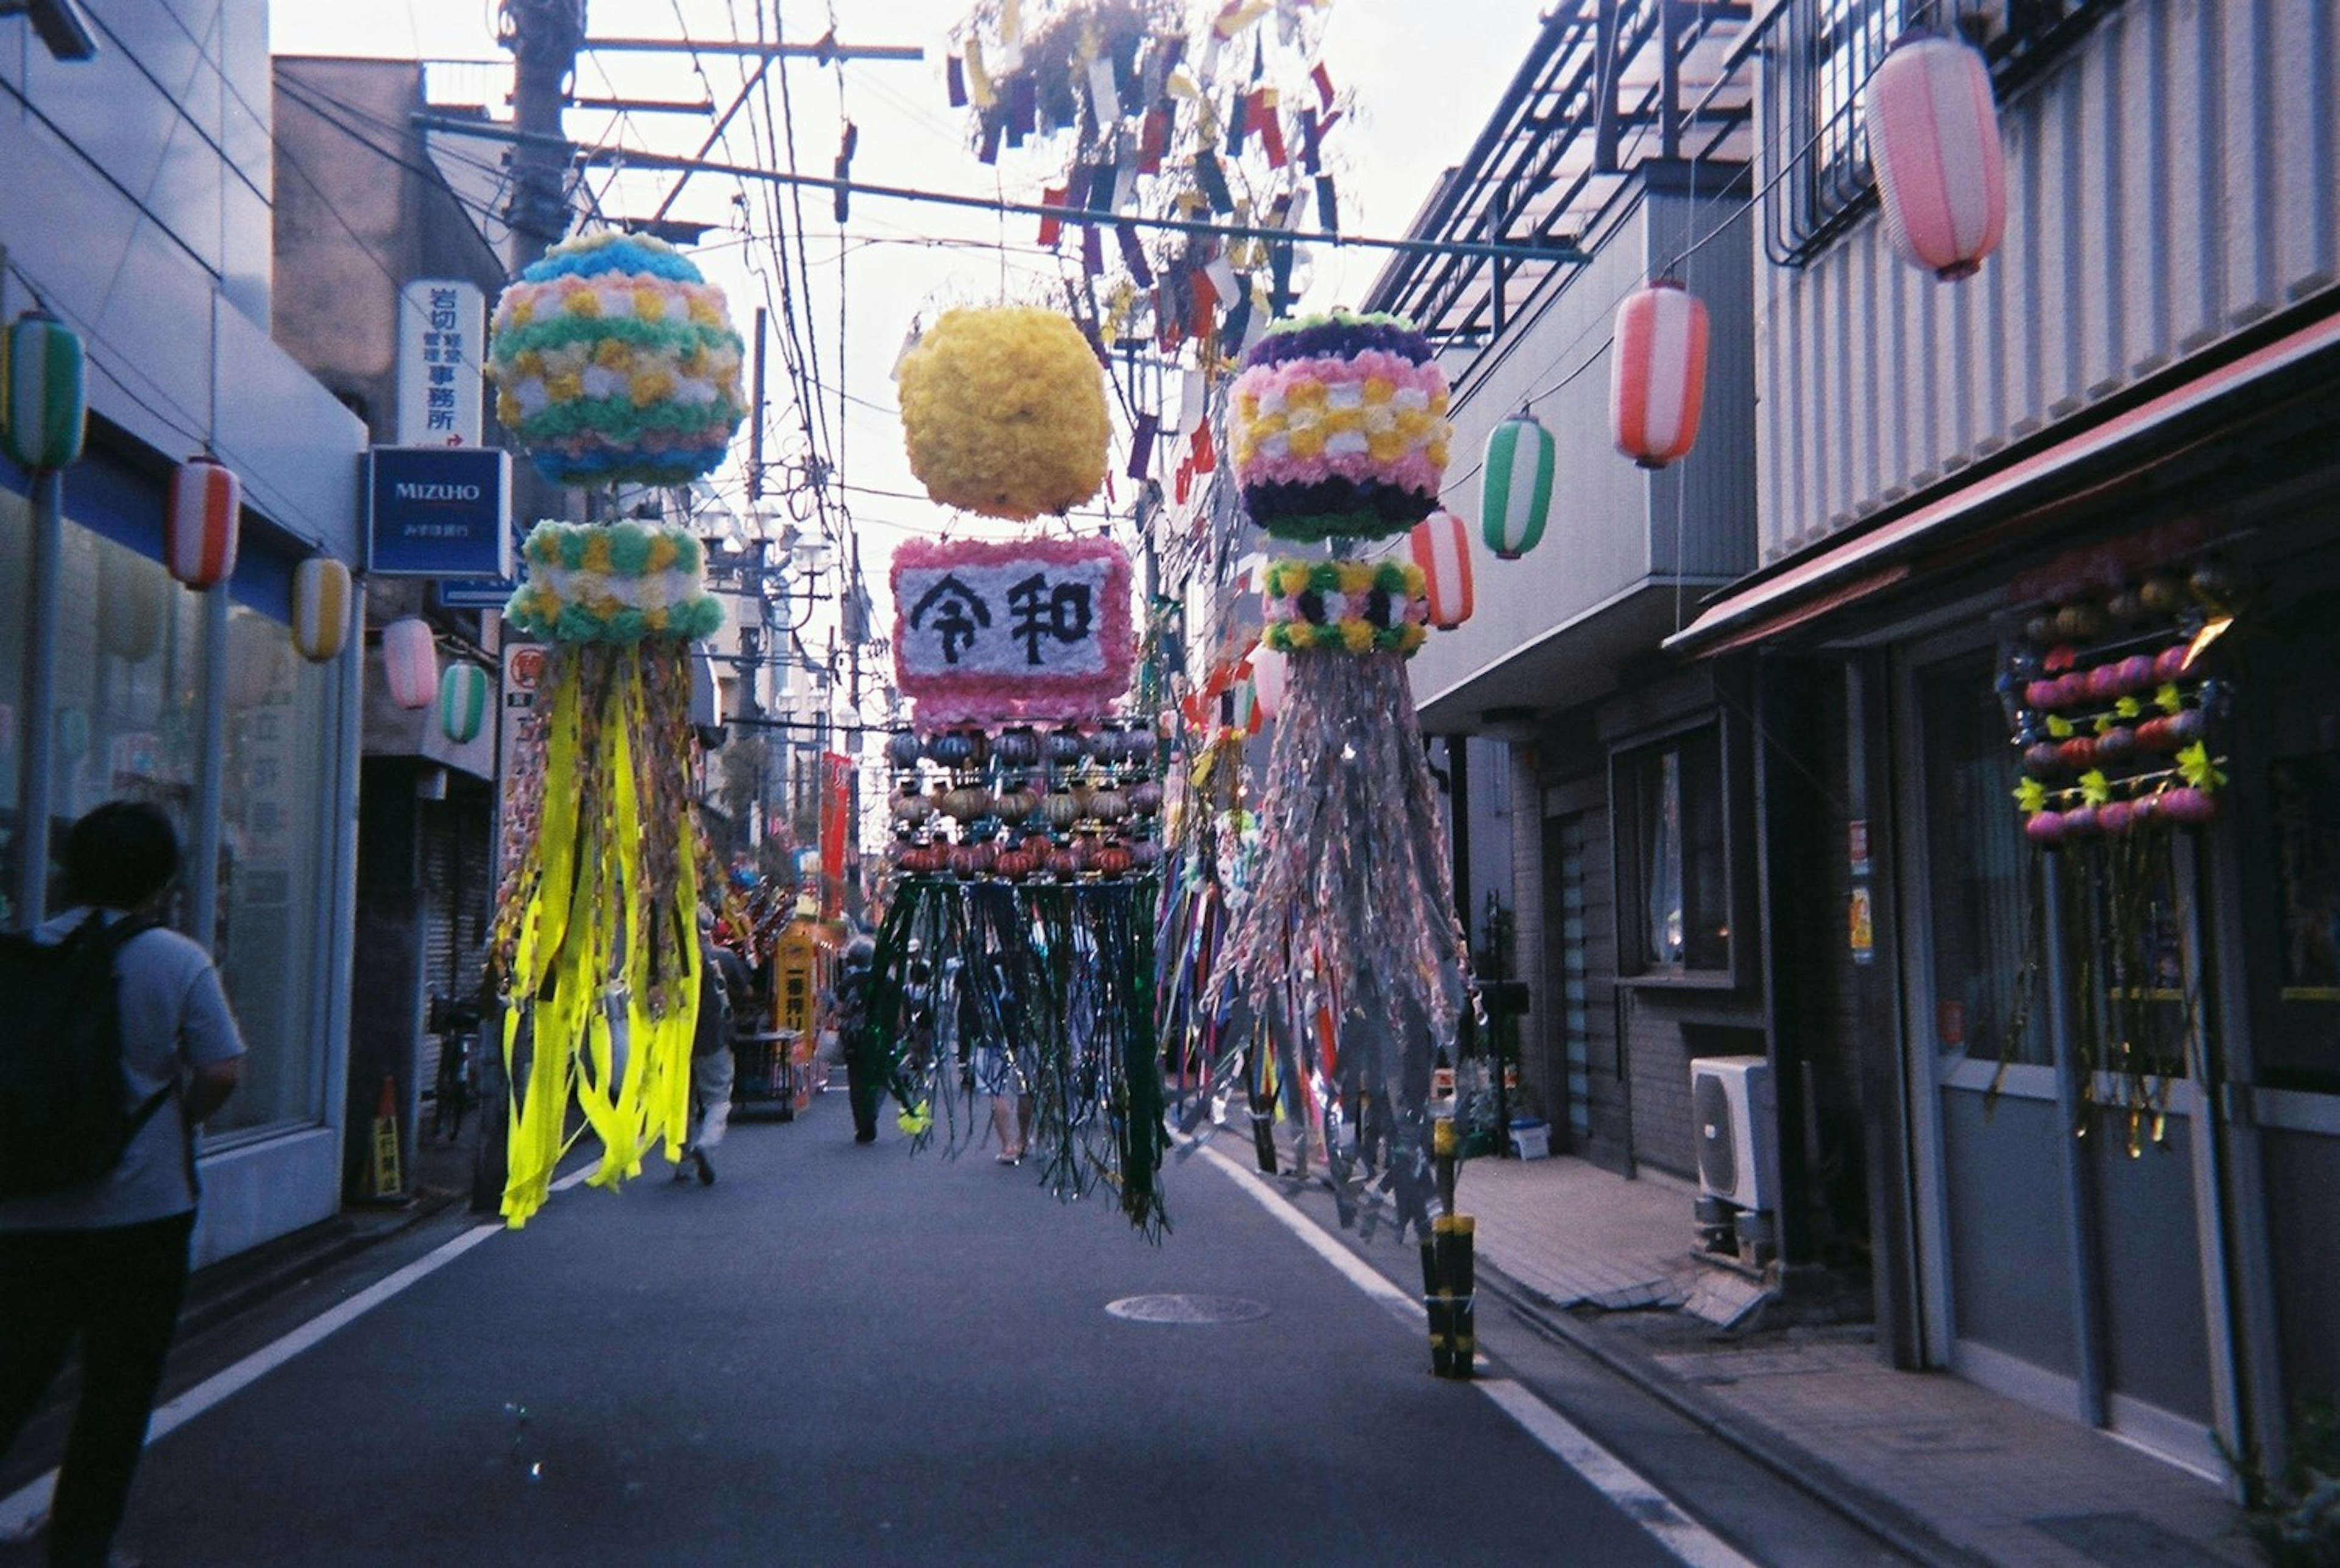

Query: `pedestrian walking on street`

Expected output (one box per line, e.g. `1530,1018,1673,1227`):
837,934,882,1143
0,801,246,1568
676,912,751,1187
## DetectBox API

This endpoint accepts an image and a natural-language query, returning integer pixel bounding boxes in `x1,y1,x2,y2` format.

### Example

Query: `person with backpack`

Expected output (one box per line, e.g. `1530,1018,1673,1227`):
0,800,245,1568
675,910,751,1187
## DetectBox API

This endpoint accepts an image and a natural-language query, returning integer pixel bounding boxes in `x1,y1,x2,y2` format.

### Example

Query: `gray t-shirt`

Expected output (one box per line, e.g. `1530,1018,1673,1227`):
0,906,247,1232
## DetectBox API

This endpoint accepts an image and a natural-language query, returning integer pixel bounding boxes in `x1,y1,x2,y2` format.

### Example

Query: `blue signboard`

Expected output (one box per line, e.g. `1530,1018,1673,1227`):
367,446,512,579
436,573,520,610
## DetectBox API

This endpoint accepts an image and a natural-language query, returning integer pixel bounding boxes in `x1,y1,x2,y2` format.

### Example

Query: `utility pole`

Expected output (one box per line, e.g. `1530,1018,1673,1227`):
475,0,583,1213
501,0,586,271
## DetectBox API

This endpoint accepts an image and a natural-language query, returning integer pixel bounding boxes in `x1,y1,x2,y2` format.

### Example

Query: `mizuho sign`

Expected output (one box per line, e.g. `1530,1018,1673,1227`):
366,446,512,580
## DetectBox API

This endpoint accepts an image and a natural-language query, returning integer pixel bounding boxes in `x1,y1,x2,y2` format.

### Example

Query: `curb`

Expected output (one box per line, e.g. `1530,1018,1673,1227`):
1476,1260,1999,1568
179,1188,468,1343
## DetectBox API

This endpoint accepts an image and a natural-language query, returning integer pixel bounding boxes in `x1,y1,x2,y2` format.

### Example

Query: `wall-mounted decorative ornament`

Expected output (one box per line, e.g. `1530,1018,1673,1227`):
1,310,86,470
1480,413,1555,559
890,534,1135,726
165,454,241,589
1410,509,1475,630
438,661,489,744
1229,311,1451,542
1865,33,2006,281
381,616,438,710
291,556,353,662
895,305,1108,519
486,230,748,486
1610,279,1709,469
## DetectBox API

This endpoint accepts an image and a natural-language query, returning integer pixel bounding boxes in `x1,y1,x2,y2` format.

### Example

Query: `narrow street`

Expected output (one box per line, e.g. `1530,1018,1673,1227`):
2,1096,1912,1567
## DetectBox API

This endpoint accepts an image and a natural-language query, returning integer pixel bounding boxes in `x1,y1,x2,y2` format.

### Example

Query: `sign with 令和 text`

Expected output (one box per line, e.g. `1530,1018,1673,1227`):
890,536,1134,725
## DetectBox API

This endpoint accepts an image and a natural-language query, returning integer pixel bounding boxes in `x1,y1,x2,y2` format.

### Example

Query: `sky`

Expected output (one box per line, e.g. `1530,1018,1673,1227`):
267,0,1551,711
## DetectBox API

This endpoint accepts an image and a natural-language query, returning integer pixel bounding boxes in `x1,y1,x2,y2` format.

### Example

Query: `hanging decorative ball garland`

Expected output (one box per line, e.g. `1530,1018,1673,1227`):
860,303,1169,1231
487,230,747,487
895,305,1110,521
482,229,745,1227
1207,309,1475,1243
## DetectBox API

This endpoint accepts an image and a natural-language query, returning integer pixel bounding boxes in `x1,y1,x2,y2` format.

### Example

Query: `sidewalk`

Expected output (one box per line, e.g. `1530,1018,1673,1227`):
1454,1152,2258,1568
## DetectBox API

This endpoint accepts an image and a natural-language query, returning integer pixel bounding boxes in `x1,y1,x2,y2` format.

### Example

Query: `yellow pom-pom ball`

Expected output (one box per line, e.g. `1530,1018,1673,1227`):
896,306,1108,520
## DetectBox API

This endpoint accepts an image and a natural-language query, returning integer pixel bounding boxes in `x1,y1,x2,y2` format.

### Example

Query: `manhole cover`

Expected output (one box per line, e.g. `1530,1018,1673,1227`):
1105,1293,1271,1324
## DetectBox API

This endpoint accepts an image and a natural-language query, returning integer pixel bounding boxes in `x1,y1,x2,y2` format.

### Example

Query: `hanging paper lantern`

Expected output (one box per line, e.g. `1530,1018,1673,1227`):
381,616,437,710
1481,414,1555,559
486,230,748,486
165,455,241,589
438,662,489,743
1228,310,1451,542
291,556,353,662
1249,645,1288,723
896,306,1109,520
2,310,86,470
99,550,168,663
1610,280,1710,470
1865,34,2007,281
1409,509,1475,631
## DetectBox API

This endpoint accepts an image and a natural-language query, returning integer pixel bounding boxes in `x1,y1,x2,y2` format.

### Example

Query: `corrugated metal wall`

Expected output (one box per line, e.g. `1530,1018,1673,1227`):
1756,0,2339,559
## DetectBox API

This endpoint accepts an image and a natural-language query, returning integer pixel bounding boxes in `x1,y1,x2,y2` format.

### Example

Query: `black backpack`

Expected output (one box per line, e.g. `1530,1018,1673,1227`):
0,910,171,1199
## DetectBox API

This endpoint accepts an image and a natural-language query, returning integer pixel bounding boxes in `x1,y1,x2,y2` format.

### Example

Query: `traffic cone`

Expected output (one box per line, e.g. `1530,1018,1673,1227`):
366,1074,406,1202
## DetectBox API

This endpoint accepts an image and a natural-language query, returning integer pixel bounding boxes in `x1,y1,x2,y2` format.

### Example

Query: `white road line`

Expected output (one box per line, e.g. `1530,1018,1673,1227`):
1478,1378,1762,1568
1197,1139,1759,1568
0,1162,596,1541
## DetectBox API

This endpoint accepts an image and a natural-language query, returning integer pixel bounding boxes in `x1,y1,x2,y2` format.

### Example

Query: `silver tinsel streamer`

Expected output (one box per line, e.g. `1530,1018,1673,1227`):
1206,646,1473,1236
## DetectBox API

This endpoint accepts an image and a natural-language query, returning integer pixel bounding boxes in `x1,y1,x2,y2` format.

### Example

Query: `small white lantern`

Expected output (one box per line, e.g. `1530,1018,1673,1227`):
382,616,438,710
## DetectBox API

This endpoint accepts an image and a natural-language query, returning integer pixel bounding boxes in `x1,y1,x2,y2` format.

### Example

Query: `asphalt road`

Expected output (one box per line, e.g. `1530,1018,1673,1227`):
2,1093,1913,1566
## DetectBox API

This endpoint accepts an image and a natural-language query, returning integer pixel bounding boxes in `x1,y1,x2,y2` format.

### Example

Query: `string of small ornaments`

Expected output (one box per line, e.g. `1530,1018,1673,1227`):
885,722,1165,882
2001,556,2240,843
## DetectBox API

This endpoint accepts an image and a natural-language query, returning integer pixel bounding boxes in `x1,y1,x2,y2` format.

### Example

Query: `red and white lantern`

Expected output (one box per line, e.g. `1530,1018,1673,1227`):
291,556,352,662
1865,34,2007,281
1408,509,1475,631
381,615,437,710
165,453,241,588
1610,280,1710,470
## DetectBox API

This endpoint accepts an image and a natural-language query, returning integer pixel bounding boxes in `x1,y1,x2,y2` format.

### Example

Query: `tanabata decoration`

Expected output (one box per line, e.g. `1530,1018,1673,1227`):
1205,309,1474,1242
896,306,1109,520
1995,525,2239,1150
486,230,747,487
890,534,1136,726
1228,310,1451,542
483,230,743,1227
865,719,1168,1233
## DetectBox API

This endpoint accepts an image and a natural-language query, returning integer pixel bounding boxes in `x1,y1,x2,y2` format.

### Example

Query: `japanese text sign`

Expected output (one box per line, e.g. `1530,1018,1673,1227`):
395,280,485,447
890,536,1135,725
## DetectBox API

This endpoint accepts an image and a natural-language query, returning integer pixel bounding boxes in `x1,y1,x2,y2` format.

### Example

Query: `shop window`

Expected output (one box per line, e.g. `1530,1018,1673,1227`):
2246,590,2340,1091
5,492,331,1139
1918,652,2048,1065
1614,723,1734,980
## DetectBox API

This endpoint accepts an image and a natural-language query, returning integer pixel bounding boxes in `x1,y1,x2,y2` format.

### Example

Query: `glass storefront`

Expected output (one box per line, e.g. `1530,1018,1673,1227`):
1,469,332,1139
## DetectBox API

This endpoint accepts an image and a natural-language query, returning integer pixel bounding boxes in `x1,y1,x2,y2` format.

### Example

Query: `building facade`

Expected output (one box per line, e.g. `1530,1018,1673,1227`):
2,0,367,1265
1409,0,2339,1483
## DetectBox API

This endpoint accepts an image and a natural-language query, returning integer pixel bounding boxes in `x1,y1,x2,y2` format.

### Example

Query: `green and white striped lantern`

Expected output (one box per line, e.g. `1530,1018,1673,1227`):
1480,413,1555,560
438,661,489,745
2,311,87,471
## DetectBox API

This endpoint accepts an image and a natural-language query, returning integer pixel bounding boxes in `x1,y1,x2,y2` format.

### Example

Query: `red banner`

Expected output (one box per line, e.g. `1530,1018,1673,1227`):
820,751,853,918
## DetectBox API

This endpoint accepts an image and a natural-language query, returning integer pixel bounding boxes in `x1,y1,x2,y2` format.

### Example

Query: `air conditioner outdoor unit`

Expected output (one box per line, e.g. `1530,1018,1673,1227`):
1690,1055,1776,1213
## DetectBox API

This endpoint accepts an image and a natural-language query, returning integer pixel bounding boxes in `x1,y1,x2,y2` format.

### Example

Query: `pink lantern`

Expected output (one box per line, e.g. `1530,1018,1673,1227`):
1609,280,1709,469
381,616,438,710
1249,645,1288,723
165,453,241,588
1865,34,2007,281
1408,509,1475,631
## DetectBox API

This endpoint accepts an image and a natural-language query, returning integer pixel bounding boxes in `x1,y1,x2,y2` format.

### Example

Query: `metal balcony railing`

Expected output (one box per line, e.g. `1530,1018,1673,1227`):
1364,0,1755,350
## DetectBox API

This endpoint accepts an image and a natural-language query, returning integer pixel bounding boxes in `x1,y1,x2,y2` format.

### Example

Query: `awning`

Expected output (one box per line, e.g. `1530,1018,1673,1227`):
1665,300,2340,657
